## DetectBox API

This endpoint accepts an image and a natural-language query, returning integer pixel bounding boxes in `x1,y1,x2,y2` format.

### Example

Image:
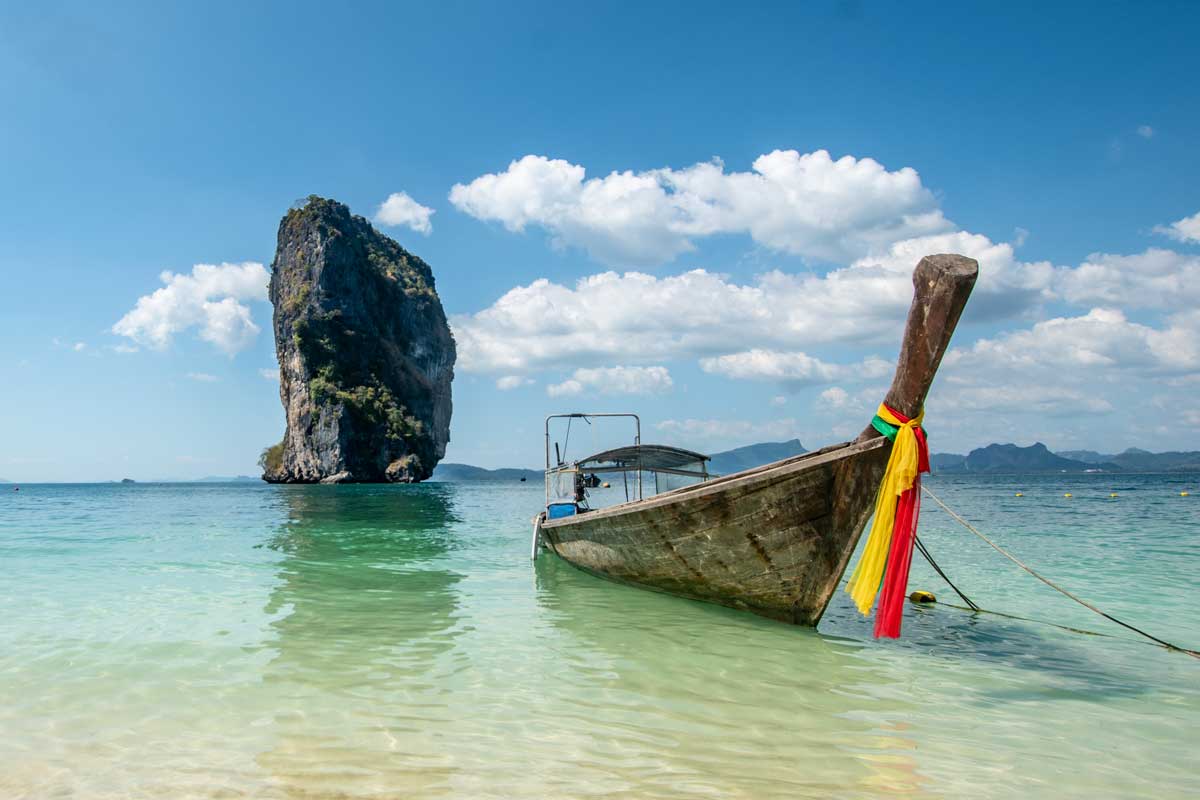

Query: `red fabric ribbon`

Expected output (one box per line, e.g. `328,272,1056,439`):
873,404,929,639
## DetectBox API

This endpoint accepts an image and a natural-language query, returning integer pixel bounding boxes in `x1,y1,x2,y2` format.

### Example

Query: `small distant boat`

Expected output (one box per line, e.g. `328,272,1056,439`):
532,255,978,627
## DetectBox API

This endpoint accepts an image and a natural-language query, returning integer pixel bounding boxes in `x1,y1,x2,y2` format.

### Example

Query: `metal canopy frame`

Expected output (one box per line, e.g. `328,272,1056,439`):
544,413,641,470
544,414,713,507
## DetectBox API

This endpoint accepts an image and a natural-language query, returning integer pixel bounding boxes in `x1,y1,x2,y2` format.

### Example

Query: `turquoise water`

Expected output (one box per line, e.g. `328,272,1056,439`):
1,475,1197,798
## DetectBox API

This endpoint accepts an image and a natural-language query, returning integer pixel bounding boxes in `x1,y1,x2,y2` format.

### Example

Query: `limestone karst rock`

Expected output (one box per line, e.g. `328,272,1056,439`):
262,196,455,483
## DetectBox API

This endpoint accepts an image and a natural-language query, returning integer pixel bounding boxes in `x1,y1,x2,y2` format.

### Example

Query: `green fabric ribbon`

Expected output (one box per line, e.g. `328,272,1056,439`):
871,414,901,441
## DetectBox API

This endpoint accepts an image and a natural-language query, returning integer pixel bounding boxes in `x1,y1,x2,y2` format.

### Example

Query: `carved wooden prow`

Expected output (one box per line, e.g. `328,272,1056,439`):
856,254,978,442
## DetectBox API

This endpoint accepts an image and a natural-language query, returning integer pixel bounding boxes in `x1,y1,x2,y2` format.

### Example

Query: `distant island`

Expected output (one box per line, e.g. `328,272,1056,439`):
432,464,542,482
433,439,1200,480
930,443,1200,474
707,439,806,475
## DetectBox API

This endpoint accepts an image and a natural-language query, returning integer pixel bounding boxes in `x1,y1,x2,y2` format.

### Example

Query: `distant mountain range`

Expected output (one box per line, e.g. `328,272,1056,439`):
931,443,1200,474
5,440,1197,485
134,476,262,483
707,439,806,475
432,464,542,482
434,438,1200,481
432,439,809,482
1058,448,1200,472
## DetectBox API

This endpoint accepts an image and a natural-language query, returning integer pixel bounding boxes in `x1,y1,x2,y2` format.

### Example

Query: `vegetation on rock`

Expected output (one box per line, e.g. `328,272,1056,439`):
258,440,285,474
262,196,455,483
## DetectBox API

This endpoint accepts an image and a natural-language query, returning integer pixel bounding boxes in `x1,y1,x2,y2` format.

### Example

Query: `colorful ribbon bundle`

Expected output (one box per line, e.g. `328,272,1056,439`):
845,403,930,638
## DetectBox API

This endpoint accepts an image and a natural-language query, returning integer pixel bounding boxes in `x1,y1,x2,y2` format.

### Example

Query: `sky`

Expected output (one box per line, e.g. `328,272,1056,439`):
2,1,1199,481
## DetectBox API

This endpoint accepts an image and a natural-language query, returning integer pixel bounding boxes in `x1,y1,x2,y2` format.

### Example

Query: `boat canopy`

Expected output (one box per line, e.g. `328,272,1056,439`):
575,444,710,475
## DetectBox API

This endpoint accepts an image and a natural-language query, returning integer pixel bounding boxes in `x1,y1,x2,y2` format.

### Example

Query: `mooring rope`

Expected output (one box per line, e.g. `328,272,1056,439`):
913,534,979,611
920,484,1200,659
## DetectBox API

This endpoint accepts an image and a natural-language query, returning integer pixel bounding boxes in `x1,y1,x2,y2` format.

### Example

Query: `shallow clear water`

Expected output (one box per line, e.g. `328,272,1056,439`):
1,475,1197,799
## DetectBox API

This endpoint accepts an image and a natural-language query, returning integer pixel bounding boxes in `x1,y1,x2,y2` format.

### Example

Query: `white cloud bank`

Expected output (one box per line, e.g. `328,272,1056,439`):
944,307,1200,375
113,262,268,355
547,365,673,397
1153,210,1200,245
374,191,435,235
451,227,1200,387
450,227,1054,375
1057,248,1200,309
926,307,1200,422
450,150,951,266
447,148,1200,451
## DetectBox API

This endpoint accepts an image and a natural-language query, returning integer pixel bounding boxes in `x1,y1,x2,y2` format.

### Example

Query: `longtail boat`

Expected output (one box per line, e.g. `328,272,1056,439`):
532,254,978,631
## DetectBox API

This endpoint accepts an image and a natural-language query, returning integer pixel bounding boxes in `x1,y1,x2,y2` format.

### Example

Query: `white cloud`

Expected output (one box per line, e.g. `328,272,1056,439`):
258,367,279,382
186,372,219,382
450,150,951,266
496,375,533,390
1153,211,1200,245
113,262,268,356
374,191,435,235
696,349,890,388
770,395,787,407
1055,248,1200,309
1137,125,1154,139
849,230,1055,320
937,384,1113,415
198,297,259,354
452,269,769,374
547,365,673,397
700,349,839,384
944,307,1200,375
655,417,803,452
111,343,139,354
451,267,919,375
547,379,583,397
820,386,850,408
52,338,90,352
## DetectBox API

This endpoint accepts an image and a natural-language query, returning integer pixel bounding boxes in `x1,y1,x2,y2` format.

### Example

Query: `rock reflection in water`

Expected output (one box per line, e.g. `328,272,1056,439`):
256,484,466,797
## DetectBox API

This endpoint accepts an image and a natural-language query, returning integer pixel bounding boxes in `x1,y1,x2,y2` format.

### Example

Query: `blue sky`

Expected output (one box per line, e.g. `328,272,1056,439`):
2,1,1198,481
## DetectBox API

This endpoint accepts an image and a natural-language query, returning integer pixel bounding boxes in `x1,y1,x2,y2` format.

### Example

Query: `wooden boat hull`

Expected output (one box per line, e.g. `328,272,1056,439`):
537,254,979,627
541,438,891,625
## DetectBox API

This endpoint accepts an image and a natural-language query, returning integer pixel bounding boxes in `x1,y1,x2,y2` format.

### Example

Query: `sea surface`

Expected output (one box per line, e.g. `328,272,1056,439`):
1,474,1197,799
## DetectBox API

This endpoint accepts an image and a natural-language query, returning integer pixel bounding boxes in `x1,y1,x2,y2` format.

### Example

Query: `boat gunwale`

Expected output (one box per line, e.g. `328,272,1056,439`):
541,434,888,530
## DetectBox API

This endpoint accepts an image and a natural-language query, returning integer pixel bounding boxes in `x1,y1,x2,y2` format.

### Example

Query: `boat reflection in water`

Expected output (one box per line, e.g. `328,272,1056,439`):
532,554,932,797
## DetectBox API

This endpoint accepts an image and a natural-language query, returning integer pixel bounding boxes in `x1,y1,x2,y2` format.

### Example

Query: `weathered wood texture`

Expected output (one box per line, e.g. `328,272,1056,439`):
857,254,978,439
543,439,889,623
543,254,978,626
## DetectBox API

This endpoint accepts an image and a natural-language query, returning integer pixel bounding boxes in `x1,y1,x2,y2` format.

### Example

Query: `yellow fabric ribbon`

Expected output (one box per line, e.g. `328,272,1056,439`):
845,404,925,615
